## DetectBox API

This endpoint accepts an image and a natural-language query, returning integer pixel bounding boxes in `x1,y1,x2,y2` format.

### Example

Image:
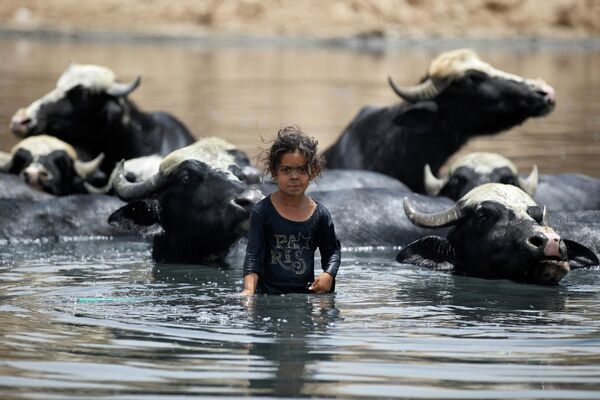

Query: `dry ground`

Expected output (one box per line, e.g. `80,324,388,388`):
0,0,599,41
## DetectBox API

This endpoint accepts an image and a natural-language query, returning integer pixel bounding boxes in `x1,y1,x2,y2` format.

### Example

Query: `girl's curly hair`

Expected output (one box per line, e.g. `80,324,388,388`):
259,125,325,180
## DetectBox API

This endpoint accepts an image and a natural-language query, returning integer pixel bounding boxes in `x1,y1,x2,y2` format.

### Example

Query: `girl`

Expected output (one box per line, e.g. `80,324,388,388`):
241,126,341,295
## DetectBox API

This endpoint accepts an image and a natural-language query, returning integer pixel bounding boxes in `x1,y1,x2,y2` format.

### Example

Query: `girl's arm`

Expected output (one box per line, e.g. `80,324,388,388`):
241,273,258,296
241,208,265,296
311,208,341,293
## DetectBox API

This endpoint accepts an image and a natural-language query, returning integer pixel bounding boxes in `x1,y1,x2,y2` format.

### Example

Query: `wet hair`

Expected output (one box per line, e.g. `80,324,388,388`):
260,125,325,180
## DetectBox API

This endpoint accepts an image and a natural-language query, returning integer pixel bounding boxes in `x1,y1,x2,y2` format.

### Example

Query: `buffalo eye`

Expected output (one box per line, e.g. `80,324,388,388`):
181,174,190,185
448,175,466,188
473,204,498,224
464,70,488,85
39,170,51,180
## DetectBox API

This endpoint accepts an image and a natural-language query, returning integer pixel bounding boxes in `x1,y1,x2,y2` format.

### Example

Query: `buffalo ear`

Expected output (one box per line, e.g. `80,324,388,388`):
108,199,161,231
564,239,600,269
396,235,455,271
392,101,438,131
8,149,33,174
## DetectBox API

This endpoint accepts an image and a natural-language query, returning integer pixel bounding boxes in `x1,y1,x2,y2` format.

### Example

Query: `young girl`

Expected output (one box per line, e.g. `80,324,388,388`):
241,126,341,295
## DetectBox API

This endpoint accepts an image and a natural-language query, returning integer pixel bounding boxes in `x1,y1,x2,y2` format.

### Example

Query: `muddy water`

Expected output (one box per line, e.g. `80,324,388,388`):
0,38,599,177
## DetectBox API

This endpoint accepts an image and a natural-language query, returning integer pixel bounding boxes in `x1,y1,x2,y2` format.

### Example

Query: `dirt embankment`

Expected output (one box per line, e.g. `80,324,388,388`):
0,0,599,41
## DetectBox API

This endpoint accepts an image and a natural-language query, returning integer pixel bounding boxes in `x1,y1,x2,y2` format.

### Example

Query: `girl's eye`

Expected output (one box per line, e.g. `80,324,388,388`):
280,167,289,173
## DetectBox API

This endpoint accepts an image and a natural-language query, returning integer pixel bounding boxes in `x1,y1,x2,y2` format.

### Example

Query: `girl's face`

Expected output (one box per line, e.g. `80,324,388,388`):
274,150,311,198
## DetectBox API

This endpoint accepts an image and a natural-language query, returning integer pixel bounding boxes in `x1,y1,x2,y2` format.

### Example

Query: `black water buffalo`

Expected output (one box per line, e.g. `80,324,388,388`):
86,137,262,194
397,184,598,285
311,188,453,247
424,152,538,200
324,49,556,193
0,135,104,195
425,152,600,211
537,174,600,211
0,173,53,201
9,64,195,174
548,210,600,258
108,140,264,263
0,194,129,241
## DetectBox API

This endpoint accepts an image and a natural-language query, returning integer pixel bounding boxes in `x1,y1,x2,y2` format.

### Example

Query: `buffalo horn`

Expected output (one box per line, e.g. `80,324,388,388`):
74,153,105,178
388,76,443,102
83,163,119,194
424,164,447,196
106,76,141,97
403,198,463,228
518,165,538,197
0,151,12,172
113,160,166,201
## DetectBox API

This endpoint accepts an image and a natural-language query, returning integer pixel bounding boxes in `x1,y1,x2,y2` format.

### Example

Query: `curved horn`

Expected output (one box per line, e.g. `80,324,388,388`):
113,160,167,201
74,153,105,179
106,75,141,97
424,164,447,196
518,165,538,197
0,151,12,172
403,197,463,228
83,162,119,194
388,76,444,102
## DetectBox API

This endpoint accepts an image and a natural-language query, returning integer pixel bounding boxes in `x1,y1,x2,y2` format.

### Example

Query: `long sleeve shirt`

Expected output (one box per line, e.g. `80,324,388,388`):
243,195,341,294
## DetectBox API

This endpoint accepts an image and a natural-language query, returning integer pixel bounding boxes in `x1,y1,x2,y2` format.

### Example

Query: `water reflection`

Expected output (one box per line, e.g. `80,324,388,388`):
395,270,570,328
243,294,340,397
1,36,600,398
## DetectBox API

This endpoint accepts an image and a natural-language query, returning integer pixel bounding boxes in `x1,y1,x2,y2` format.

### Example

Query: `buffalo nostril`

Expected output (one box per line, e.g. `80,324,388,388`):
528,234,546,248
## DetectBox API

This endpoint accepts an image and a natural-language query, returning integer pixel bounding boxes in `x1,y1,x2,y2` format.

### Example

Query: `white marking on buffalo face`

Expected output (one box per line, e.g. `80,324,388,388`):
449,152,518,176
159,137,239,181
459,183,537,221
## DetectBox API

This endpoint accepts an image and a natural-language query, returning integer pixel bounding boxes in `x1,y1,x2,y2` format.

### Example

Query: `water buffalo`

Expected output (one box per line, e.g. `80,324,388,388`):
108,140,264,263
311,188,454,248
86,137,262,194
397,184,598,285
537,174,600,211
424,152,538,199
0,135,104,195
0,173,54,201
425,152,600,211
9,64,195,174
0,194,129,242
324,49,556,193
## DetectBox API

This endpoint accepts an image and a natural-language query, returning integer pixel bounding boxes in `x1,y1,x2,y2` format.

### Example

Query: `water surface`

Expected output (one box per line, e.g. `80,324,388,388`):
0,38,600,398
1,38,599,176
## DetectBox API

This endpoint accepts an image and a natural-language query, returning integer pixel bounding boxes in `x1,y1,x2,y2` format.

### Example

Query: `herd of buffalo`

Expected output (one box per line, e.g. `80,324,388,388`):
2,48,599,286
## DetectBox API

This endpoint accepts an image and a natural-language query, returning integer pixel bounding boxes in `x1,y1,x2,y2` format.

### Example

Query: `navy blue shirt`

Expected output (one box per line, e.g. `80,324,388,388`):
243,195,341,294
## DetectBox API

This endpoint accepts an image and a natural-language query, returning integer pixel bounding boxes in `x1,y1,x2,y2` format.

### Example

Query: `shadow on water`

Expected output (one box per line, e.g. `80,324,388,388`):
242,294,341,397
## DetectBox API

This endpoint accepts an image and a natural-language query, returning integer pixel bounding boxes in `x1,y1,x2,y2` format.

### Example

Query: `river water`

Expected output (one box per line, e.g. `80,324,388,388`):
0,37,600,398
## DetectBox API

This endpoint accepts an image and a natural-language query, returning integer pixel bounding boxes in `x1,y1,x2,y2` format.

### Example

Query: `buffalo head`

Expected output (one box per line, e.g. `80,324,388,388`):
388,49,555,135
397,184,598,285
108,140,263,263
9,64,140,142
0,135,104,195
424,152,538,200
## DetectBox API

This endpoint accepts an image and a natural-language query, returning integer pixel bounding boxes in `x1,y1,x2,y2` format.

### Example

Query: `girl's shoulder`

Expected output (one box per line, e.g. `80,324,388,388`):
251,195,272,216
311,199,333,220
